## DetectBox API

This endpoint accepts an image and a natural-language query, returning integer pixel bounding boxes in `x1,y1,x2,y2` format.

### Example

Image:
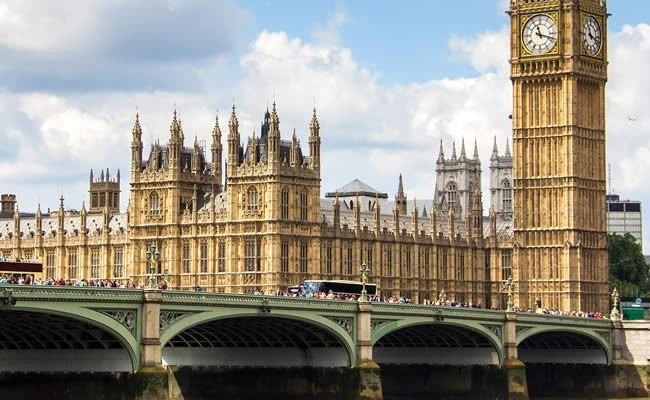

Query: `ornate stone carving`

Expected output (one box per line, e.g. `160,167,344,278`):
100,309,137,335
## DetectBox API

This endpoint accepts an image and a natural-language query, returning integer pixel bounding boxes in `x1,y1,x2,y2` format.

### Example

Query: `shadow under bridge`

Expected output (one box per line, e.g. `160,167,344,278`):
162,315,353,368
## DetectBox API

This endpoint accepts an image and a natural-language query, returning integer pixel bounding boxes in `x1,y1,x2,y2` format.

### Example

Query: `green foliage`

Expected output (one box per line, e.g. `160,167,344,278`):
608,233,650,297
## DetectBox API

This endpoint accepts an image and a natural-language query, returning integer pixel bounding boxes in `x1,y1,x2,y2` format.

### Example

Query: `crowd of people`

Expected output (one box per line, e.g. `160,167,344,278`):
0,274,609,319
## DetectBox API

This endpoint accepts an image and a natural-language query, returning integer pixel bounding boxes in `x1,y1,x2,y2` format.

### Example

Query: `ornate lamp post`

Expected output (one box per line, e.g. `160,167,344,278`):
503,277,515,312
145,244,160,289
438,289,447,305
359,263,370,302
610,287,621,320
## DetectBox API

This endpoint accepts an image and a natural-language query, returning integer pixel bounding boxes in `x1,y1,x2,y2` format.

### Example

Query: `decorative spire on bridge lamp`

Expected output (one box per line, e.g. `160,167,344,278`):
359,263,370,302
503,277,515,312
610,287,621,320
145,244,161,289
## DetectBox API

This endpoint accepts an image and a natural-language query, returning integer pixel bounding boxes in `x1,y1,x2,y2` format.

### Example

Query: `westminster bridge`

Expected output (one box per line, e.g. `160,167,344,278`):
0,285,649,399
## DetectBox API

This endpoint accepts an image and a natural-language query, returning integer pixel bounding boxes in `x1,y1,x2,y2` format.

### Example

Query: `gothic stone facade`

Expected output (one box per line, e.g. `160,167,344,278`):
0,0,610,312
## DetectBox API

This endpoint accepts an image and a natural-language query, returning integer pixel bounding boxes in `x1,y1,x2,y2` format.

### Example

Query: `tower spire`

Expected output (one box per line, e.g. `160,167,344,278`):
309,106,321,170
460,138,467,160
491,136,499,160
437,139,445,162
473,139,479,160
504,138,511,158
451,141,457,160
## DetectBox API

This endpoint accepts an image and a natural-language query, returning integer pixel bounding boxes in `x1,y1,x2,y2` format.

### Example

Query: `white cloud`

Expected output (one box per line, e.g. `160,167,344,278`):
312,5,347,47
2,6,649,252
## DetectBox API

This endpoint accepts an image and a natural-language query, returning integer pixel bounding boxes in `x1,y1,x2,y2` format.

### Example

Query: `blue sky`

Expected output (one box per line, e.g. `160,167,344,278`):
1,0,650,249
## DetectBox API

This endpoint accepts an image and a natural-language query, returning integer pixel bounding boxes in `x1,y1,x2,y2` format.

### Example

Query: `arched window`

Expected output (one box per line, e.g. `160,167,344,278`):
150,192,160,215
281,187,289,219
446,182,457,209
247,187,258,211
300,189,308,221
502,179,512,212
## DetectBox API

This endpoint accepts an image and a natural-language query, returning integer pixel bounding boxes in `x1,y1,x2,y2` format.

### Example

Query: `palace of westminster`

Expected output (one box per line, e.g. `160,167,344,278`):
0,0,610,312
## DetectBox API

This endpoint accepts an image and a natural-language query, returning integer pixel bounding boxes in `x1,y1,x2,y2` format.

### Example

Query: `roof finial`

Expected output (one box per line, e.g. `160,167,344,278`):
451,141,457,159
460,138,466,160
473,138,479,159
398,173,404,195
505,138,511,157
438,139,445,161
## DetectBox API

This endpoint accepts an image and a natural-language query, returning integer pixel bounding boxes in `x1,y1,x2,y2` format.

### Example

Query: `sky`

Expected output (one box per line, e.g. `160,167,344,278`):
1,0,650,249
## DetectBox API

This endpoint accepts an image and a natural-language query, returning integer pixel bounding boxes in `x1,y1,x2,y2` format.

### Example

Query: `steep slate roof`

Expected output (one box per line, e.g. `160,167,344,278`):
325,179,388,199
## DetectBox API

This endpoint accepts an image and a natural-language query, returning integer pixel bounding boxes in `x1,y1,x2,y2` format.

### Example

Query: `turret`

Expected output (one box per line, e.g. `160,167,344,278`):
392,203,400,235
268,102,280,163
168,110,182,170
192,136,201,174
412,198,419,237
35,204,42,236
57,194,65,233
309,107,321,170
459,138,467,161
80,202,87,236
471,189,483,239
211,115,223,189
227,104,241,168
491,136,499,161
395,174,407,215
437,140,445,164
333,193,341,229
290,130,299,167
131,113,143,173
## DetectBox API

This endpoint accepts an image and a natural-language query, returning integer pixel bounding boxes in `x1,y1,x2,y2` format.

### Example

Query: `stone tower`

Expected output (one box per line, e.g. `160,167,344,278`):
89,168,120,213
225,103,322,290
395,174,407,215
489,137,513,218
434,139,481,221
510,0,609,312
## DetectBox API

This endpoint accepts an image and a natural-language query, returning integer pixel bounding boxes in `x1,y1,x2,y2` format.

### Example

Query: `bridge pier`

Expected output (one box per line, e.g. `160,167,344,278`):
503,312,529,400
355,300,383,400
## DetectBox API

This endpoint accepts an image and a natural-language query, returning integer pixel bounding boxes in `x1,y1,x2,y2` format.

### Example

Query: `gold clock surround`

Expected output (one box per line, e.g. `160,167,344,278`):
520,12,560,57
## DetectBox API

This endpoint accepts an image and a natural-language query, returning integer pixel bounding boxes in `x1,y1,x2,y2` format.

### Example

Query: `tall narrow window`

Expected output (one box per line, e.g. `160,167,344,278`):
299,189,308,221
46,250,56,279
199,241,208,273
217,241,226,272
245,238,258,271
501,250,512,280
281,240,289,273
113,247,124,278
446,182,457,209
247,187,258,211
325,240,333,274
457,252,465,281
68,250,78,280
91,248,101,279
386,245,393,276
299,240,308,273
502,179,512,212
405,248,411,277
182,240,191,273
366,245,373,272
346,245,353,275
150,192,160,214
281,188,289,219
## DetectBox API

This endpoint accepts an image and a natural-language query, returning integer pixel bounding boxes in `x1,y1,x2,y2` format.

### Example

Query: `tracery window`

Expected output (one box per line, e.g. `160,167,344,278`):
46,250,56,279
502,179,512,212
245,238,259,271
299,189,308,221
501,250,512,280
199,241,208,273
281,241,289,273
217,241,226,272
247,187,259,211
91,248,101,279
67,250,78,280
281,188,289,219
113,247,124,278
150,192,160,215
182,240,191,273
299,240,308,273
324,240,333,274
446,182,457,209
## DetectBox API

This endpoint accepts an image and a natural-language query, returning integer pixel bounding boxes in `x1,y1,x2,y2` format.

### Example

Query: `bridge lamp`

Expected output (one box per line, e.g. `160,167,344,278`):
146,245,161,289
359,263,370,302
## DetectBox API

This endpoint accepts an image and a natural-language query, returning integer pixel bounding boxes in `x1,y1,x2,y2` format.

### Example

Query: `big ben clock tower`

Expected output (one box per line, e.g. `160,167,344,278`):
509,0,609,312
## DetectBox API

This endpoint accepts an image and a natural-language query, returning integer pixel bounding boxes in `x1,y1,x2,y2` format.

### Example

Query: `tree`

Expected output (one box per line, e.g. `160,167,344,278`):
608,233,650,297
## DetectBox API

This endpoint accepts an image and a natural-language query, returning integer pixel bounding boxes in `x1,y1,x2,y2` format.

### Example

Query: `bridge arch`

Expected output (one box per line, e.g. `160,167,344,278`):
371,317,504,365
517,327,611,364
1,304,139,372
160,309,356,367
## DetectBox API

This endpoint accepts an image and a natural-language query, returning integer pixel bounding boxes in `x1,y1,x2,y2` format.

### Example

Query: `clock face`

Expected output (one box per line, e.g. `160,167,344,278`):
582,15,602,56
522,14,558,55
